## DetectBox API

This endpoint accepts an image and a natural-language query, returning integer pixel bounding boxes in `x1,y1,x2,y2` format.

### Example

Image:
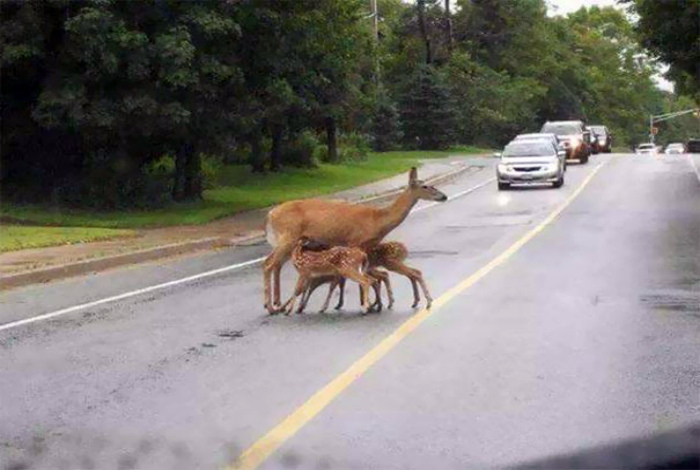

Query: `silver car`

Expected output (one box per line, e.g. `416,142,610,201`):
665,143,685,154
496,140,566,190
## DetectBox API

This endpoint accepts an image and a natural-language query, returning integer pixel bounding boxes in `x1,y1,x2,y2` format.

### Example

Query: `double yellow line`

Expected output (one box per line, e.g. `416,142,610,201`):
230,161,608,470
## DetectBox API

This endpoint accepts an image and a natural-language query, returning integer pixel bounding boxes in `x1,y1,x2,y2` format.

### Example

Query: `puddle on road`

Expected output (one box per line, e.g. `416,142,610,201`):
409,250,459,259
639,291,700,314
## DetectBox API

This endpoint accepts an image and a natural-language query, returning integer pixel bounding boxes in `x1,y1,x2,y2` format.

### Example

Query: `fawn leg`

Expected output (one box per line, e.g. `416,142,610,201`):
340,269,374,313
320,279,340,313
385,261,423,308
369,269,392,311
298,277,324,314
283,276,307,315
335,278,347,310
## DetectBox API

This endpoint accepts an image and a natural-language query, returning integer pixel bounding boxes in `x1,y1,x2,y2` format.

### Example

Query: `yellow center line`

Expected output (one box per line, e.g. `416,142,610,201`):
229,160,608,470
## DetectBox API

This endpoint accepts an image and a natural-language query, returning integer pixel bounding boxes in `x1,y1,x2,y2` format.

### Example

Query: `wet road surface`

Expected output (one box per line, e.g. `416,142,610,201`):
1,153,699,469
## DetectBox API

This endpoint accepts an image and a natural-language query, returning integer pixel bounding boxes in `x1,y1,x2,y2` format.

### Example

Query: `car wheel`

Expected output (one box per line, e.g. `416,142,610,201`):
553,172,564,188
580,153,589,164
498,182,510,191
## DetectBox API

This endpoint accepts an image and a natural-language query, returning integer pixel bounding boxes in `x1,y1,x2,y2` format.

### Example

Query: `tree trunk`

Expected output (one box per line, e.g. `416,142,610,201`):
445,0,453,57
183,145,202,201
250,129,265,173
172,143,187,202
173,142,200,202
269,124,283,171
417,0,432,64
325,116,338,163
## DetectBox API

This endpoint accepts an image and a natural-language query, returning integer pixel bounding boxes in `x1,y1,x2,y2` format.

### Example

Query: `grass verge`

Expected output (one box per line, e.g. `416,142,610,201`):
1,148,489,229
0,226,136,253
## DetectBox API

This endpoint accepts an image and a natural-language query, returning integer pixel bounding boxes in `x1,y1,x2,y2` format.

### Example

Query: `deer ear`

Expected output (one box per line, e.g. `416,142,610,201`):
409,167,418,185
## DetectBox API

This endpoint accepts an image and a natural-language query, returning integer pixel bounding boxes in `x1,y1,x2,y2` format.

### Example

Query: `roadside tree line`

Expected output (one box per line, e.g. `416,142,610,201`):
2,0,697,209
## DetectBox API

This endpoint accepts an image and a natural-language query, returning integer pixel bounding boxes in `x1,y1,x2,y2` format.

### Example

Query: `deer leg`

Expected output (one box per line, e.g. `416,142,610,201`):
335,277,347,310
340,269,374,314
385,261,425,308
365,274,382,313
298,277,324,314
319,278,340,313
369,268,392,311
415,271,433,309
410,278,421,308
282,276,308,316
263,243,293,314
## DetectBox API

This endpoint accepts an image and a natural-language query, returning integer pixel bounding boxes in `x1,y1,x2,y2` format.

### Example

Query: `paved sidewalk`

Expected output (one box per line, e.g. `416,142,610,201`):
0,155,489,288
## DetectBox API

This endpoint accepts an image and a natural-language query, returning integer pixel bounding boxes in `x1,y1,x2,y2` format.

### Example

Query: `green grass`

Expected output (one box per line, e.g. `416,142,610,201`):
1,147,490,229
0,225,136,253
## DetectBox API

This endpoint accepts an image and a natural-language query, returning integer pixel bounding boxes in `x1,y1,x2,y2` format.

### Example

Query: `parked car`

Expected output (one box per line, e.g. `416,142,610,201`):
687,138,700,153
540,120,592,163
495,140,565,190
664,143,685,154
588,125,613,153
635,143,657,155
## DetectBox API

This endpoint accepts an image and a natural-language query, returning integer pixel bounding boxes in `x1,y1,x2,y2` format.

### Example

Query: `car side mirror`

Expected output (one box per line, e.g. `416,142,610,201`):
557,150,566,157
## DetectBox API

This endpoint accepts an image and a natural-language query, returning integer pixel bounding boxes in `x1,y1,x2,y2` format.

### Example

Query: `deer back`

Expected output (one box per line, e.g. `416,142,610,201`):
268,199,385,247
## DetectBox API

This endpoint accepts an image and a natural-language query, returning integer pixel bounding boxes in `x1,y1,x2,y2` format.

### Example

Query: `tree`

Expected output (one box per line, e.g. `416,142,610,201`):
623,0,700,95
400,65,457,149
372,93,402,151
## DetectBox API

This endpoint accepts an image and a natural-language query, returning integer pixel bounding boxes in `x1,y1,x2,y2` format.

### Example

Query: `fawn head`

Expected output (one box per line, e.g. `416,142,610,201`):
408,167,448,202
298,236,331,252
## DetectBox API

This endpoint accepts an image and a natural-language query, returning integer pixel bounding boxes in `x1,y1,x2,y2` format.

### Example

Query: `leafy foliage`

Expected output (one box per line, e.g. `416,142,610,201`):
1,0,697,210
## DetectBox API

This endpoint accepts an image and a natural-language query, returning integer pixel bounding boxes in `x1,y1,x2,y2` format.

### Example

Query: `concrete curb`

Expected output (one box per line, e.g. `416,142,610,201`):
0,161,480,290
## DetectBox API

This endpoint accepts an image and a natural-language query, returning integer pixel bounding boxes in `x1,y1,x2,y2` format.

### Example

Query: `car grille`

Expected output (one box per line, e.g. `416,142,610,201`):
514,166,542,172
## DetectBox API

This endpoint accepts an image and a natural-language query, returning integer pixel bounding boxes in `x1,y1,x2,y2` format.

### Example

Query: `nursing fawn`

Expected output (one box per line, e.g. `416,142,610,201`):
280,237,376,315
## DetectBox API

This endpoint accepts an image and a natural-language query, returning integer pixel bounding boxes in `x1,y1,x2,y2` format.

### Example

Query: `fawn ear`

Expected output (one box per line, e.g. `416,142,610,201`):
409,167,418,185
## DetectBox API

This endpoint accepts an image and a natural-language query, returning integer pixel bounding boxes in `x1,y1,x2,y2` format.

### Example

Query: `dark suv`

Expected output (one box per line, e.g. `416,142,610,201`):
687,138,700,153
541,120,592,163
588,125,612,153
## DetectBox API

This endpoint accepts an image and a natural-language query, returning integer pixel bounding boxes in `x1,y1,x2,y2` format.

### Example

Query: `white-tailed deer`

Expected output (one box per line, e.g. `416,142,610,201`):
367,241,432,308
299,241,431,312
280,237,375,315
264,167,447,313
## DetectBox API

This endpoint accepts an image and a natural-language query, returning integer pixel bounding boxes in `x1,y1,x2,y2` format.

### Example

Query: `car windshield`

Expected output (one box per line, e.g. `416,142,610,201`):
638,144,654,149
503,142,554,158
541,123,581,135
588,126,607,134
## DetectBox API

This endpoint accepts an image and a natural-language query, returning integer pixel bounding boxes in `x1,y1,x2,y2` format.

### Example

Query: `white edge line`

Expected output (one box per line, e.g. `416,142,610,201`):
0,257,265,332
0,176,494,333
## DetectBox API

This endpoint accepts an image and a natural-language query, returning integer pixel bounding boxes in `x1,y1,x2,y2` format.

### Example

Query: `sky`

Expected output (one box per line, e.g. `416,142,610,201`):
546,0,619,16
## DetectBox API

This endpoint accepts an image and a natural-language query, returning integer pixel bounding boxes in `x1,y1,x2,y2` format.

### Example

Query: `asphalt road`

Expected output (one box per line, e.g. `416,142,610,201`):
1,153,699,469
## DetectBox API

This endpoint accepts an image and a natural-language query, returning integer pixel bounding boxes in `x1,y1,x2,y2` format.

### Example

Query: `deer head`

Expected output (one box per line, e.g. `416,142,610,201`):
407,167,448,202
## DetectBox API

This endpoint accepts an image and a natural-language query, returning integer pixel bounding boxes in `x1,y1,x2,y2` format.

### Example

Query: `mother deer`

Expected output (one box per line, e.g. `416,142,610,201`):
263,167,447,313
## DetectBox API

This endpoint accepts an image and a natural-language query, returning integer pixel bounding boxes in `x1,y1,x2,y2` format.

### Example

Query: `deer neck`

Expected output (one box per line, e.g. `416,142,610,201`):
374,190,417,240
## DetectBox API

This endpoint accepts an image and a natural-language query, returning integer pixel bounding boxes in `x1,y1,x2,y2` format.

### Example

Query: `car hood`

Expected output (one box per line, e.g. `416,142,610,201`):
501,156,557,165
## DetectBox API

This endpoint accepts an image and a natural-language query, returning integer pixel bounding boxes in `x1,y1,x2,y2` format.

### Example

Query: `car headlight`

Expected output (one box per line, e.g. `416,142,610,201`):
569,137,581,147
498,164,509,172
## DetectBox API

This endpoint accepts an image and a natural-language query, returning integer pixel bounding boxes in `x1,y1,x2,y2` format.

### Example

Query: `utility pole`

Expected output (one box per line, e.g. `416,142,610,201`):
445,0,453,57
370,0,380,86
